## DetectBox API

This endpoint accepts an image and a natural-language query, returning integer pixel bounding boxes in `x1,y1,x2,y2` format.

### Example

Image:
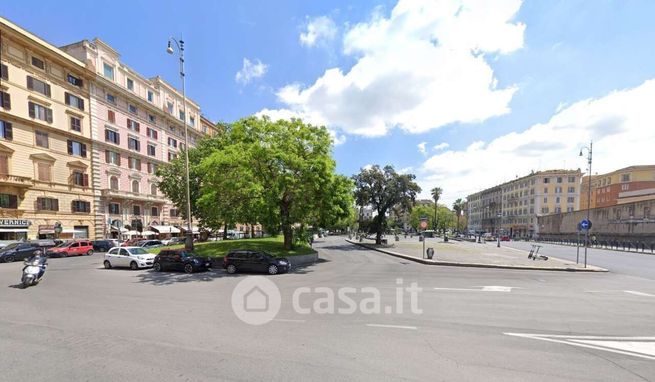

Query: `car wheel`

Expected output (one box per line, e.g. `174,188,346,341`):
130,261,138,270
86,250,94,256
4,255,15,263
60,252,68,258
153,262,162,272
184,264,194,273
226,264,237,274
103,260,112,269
268,264,279,275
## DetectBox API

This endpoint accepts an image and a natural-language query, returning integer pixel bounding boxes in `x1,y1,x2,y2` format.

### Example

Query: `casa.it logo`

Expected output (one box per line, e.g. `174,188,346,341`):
231,276,281,325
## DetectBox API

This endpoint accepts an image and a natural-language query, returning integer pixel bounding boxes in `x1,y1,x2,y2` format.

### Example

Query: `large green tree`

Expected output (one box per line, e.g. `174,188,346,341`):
352,165,421,244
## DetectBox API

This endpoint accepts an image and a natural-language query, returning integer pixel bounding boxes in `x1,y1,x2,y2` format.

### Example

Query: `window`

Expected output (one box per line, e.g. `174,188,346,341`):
166,101,174,114
555,187,562,193
147,128,158,139
190,116,195,127
70,116,81,132
148,114,156,123
150,184,157,196
106,93,116,104
109,176,119,190
128,104,137,114
147,90,153,102
36,197,59,211
0,120,13,140
168,137,177,148
543,197,548,203
568,176,576,182
127,78,134,91
541,207,550,214
179,110,185,121
147,162,158,174
170,208,179,217
67,74,83,87
621,174,630,182
555,197,560,203
0,154,8,175
67,140,87,157
179,143,186,151
147,144,156,157
0,193,19,209
72,200,91,213
0,63,7,80
28,102,53,123
128,137,140,152
71,170,89,187
37,162,51,182
27,76,51,97
568,186,575,193
555,207,561,213
567,197,575,203
127,119,140,132
543,188,548,194
543,178,550,184
0,90,10,110
151,206,159,217
31,56,45,69
168,151,177,161
133,205,141,215
557,177,563,183
106,151,120,165
35,131,48,148
105,129,120,144
103,63,114,80
108,203,120,215
65,92,85,110
128,157,141,170
169,126,176,134
108,110,115,123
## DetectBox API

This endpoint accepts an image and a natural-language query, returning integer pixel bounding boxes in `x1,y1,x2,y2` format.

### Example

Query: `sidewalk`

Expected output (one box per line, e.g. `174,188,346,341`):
346,237,607,272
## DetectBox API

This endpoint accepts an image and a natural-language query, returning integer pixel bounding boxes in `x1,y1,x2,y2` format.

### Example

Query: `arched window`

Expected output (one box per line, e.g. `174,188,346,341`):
131,180,139,193
110,176,119,190
151,184,157,196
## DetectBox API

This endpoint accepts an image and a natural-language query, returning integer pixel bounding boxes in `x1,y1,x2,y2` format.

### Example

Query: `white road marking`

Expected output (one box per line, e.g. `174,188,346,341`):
624,290,655,297
505,333,655,360
434,286,516,292
273,318,306,323
366,324,417,330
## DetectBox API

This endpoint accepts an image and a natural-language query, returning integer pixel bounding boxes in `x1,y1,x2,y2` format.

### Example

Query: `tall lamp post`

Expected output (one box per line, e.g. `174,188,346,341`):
579,140,593,268
496,212,502,248
167,37,193,251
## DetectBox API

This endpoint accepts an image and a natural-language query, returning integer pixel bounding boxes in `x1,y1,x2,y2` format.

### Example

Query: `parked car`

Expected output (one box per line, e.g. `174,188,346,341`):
46,240,94,258
500,235,511,242
0,242,41,263
93,239,120,252
223,250,290,275
153,249,211,273
166,236,187,246
139,240,163,249
103,246,156,270
120,238,144,247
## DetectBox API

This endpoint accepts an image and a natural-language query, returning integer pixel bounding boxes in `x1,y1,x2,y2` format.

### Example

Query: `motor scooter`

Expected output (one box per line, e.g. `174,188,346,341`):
21,251,47,288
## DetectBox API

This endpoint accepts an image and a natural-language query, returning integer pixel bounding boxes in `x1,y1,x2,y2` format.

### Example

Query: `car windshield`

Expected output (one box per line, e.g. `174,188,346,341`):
55,242,70,248
128,248,149,255
2,243,18,250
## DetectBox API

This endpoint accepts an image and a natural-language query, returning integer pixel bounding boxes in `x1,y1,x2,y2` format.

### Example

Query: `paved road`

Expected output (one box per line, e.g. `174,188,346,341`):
0,236,654,381
500,240,655,280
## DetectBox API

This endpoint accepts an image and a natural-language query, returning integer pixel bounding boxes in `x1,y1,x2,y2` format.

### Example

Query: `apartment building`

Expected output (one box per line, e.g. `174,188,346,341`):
0,18,95,240
579,165,655,209
466,169,582,238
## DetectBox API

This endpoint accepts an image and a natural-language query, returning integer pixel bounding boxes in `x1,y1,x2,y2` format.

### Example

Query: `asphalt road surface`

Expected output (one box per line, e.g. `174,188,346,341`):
1,236,654,381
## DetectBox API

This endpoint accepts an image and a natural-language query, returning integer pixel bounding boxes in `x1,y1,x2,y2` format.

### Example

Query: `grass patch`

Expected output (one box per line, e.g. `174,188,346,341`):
148,236,315,258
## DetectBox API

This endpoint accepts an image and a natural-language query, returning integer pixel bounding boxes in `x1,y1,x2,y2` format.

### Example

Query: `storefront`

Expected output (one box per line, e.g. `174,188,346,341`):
0,219,30,241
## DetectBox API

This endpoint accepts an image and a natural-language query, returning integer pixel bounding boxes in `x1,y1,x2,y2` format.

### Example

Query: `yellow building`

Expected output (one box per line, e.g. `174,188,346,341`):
580,165,655,209
0,18,95,240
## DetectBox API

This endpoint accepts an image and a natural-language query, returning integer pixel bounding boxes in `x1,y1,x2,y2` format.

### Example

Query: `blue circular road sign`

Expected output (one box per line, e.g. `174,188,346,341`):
579,219,592,231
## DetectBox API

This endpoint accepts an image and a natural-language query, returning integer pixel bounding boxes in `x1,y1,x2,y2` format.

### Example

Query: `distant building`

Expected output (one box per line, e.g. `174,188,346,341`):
580,165,655,210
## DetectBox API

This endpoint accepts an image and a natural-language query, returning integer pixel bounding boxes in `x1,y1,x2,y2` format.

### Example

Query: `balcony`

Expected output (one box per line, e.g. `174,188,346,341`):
101,189,168,203
0,174,33,188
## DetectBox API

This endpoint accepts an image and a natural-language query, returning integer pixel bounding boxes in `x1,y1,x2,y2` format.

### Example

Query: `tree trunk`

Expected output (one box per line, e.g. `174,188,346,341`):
375,215,383,244
280,202,293,250
223,223,228,240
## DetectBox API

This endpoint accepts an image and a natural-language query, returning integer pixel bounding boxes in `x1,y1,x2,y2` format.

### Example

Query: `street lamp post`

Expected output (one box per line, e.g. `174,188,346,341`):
496,212,502,248
167,37,193,251
579,140,593,268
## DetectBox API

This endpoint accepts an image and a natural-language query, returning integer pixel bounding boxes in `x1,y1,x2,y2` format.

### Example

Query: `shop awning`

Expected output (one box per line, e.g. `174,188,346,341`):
0,228,28,233
110,226,129,233
141,230,157,236
150,225,180,234
125,230,141,236
62,228,87,234
180,225,200,234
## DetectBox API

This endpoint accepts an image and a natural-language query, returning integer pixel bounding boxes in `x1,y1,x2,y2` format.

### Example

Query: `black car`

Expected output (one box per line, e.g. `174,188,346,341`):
93,239,119,252
0,242,41,263
153,249,211,273
223,250,290,275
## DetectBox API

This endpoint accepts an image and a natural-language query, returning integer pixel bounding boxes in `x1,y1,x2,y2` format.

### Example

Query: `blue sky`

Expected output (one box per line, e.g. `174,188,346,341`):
4,0,655,205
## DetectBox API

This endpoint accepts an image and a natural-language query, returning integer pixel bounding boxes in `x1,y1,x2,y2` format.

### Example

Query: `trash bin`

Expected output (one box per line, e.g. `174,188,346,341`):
381,239,388,245
426,247,434,259
419,236,424,242
444,235,448,242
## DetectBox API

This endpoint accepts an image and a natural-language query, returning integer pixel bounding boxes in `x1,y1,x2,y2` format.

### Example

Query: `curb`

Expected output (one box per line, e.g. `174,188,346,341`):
346,240,608,272
208,251,318,268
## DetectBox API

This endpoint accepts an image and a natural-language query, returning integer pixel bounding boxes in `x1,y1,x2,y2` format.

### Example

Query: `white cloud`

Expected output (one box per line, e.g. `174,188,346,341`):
433,142,450,151
235,58,268,85
418,79,655,206
418,142,427,155
300,16,338,47
265,0,525,136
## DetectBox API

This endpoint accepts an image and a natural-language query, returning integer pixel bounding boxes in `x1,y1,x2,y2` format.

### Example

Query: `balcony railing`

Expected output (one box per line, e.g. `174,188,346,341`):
101,189,169,203
0,174,33,188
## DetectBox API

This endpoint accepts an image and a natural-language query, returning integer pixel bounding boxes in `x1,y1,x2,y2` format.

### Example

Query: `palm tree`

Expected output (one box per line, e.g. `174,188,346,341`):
452,198,464,233
430,187,442,232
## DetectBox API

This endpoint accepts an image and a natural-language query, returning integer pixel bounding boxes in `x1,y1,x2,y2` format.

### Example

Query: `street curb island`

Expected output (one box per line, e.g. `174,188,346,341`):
345,239,608,272
208,252,319,269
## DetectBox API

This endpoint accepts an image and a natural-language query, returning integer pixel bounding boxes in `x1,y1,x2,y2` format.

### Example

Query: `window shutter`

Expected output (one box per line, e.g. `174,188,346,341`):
117,154,121,166
67,140,73,154
27,76,34,90
105,129,110,141
0,154,8,174
72,201,76,213
81,143,87,158
78,78,84,87
136,141,140,152
105,151,110,163
83,174,89,187
46,108,53,123
53,199,59,211
0,64,7,80
65,93,70,105
45,84,51,97
116,132,120,145
4,122,12,140
37,198,44,211
8,195,17,208
1,92,10,110
135,121,140,132
108,110,115,123
28,102,35,118
79,98,84,111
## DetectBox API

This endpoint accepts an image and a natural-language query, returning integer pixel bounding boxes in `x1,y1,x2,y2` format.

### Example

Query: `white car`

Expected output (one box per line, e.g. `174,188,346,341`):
103,246,156,270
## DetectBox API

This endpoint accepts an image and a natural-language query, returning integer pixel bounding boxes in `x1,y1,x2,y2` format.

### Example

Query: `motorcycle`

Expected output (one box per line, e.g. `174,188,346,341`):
21,251,47,288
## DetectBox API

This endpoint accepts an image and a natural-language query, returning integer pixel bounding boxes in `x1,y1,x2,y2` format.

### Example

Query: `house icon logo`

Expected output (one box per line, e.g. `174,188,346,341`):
231,276,281,325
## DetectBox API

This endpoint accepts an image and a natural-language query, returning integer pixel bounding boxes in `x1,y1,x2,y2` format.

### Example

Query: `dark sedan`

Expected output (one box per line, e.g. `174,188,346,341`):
153,249,211,273
223,250,290,275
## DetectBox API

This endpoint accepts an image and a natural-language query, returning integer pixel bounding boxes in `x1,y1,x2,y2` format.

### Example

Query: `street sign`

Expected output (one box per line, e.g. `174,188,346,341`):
579,219,592,231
